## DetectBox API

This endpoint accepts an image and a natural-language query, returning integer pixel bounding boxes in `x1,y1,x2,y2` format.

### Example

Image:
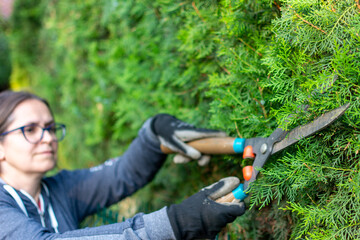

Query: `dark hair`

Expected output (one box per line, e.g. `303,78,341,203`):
0,90,52,135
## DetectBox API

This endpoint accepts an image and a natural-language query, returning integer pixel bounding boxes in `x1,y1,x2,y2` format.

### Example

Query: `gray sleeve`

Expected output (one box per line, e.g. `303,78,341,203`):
0,198,175,240
52,208,175,240
48,118,168,222
143,207,176,240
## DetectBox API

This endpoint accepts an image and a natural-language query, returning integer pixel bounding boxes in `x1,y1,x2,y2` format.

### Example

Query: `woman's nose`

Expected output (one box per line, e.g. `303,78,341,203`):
41,129,56,143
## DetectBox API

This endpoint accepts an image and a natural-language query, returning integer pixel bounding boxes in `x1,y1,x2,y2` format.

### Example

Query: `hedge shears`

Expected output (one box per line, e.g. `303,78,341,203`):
161,103,350,203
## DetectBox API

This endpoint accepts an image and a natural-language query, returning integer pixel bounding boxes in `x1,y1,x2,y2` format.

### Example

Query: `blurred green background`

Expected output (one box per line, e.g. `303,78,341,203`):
1,0,359,239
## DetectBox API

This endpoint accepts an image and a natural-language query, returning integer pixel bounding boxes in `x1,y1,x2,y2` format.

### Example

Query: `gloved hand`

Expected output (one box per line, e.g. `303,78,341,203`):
166,177,246,240
151,113,227,166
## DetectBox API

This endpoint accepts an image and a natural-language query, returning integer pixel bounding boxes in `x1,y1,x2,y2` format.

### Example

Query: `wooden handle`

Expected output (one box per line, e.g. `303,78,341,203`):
160,137,237,155
216,192,236,203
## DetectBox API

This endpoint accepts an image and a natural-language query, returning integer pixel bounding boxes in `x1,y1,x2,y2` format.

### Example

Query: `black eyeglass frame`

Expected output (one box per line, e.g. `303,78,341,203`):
0,123,66,144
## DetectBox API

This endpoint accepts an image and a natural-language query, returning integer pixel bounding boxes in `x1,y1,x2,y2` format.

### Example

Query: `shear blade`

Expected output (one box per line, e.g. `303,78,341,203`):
272,103,350,154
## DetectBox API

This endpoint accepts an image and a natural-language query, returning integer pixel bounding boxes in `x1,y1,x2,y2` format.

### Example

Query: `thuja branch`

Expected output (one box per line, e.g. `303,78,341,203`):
234,121,243,138
273,0,281,11
303,163,321,177
316,4,356,43
238,37,263,57
252,97,267,119
307,162,357,173
226,89,244,107
288,5,327,34
191,2,205,22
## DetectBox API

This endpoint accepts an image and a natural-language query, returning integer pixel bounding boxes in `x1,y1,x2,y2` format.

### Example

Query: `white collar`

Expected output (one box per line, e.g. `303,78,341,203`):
3,182,59,233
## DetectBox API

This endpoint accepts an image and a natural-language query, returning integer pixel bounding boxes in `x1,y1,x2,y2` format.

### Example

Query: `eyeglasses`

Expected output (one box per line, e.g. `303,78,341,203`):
0,123,66,144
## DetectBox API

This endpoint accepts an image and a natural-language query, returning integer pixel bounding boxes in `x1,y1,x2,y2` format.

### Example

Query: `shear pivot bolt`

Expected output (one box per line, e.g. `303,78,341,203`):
260,143,267,154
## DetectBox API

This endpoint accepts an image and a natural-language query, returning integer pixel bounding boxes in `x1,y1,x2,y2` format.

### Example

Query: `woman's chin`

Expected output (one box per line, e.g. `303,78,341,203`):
35,156,57,172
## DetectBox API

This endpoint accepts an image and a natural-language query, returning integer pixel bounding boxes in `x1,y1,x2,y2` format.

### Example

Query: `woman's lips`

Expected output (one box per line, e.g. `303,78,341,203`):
37,150,54,155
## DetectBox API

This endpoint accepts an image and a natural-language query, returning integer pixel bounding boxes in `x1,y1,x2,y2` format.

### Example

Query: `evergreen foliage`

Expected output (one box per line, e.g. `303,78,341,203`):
253,1,360,239
0,29,11,91
6,0,360,239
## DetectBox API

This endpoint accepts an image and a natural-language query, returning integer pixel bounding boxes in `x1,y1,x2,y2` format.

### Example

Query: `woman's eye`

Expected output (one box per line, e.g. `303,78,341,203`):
24,126,37,133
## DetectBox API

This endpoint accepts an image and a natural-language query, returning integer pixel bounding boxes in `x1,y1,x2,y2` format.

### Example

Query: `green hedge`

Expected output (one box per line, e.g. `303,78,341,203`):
0,32,11,91
8,0,360,239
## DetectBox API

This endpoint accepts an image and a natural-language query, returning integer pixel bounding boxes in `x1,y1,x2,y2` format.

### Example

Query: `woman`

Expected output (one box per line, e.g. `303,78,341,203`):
0,90,245,239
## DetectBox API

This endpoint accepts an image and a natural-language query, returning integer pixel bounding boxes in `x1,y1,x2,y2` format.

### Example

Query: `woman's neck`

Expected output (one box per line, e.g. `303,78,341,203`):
0,172,43,202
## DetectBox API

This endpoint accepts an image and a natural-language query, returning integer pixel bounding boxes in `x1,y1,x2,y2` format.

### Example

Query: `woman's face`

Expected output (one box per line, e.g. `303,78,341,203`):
0,99,58,175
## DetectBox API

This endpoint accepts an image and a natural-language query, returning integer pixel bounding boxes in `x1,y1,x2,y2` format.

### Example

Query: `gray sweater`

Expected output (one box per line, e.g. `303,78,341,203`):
0,119,176,239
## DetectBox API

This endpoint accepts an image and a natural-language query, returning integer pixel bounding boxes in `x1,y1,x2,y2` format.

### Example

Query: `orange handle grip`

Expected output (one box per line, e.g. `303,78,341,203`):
242,166,253,181
216,166,253,203
243,145,255,159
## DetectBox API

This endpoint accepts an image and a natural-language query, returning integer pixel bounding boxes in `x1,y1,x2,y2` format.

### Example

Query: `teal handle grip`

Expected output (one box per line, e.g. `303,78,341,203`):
233,138,246,153
232,183,248,201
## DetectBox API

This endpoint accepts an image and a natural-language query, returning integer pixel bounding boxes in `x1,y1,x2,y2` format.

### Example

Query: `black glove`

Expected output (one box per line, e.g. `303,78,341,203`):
166,177,246,240
151,113,227,166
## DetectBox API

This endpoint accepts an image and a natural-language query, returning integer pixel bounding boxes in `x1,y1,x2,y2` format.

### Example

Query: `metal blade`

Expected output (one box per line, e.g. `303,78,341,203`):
272,103,350,154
